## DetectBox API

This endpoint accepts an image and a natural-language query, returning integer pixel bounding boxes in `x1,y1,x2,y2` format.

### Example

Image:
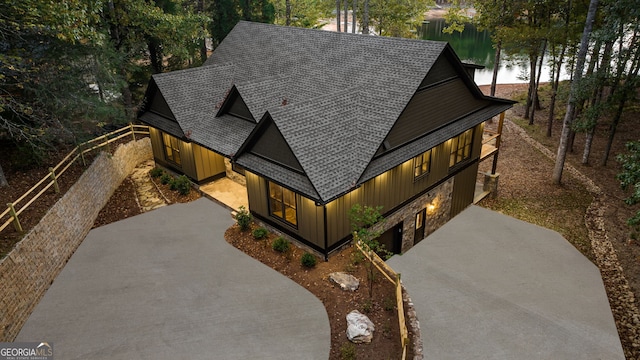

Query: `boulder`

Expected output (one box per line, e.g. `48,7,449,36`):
346,310,375,344
329,272,360,291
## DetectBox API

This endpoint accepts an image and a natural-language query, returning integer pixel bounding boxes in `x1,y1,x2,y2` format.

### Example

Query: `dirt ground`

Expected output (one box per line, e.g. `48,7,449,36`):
2,82,639,358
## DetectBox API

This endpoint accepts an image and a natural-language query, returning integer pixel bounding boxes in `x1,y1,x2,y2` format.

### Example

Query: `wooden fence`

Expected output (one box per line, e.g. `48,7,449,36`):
0,124,150,234
354,236,410,360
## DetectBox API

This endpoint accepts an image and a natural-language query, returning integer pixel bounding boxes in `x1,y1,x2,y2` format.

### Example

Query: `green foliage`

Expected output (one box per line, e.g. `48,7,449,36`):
383,297,395,311
273,0,333,28
367,0,428,37
443,0,469,34
235,205,253,231
150,167,164,178
362,298,373,313
160,173,172,185
349,204,390,259
252,227,269,239
171,175,191,195
339,342,356,360
617,141,640,232
272,236,290,253
301,252,317,267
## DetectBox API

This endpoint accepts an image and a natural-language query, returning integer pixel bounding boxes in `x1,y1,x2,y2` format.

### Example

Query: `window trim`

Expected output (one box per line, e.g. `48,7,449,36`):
162,132,182,167
267,181,298,228
413,149,432,180
449,129,473,168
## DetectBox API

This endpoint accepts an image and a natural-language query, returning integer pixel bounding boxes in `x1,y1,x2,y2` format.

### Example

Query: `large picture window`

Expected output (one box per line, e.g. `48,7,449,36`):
449,129,473,167
414,149,432,178
162,133,182,166
268,181,297,226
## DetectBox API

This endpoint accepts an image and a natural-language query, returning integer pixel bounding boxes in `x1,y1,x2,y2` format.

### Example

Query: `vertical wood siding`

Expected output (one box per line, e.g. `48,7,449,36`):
149,128,165,161
192,144,225,181
450,162,479,217
420,53,459,88
249,120,303,171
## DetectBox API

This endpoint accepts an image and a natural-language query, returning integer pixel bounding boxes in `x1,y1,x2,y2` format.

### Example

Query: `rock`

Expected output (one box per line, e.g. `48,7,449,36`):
329,272,360,291
346,310,375,344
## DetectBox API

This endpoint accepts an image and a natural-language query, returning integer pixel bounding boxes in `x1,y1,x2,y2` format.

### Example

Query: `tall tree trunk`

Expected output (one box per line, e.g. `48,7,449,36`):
582,127,596,164
344,0,348,32
547,43,566,137
526,55,537,123
147,38,163,74
0,163,7,187
336,0,341,32
362,0,369,34
530,40,547,123
285,0,291,26
490,40,502,97
199,0,207,61
352,0,356,33
553,0,599,184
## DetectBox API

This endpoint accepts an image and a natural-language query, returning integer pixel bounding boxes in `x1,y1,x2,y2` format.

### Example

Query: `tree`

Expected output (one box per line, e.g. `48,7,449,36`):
0,164,7,187
273,0,332,28
349,204,387,298
361,0,370,34
617,141,640,236
553,0,599,184
367,0,428,37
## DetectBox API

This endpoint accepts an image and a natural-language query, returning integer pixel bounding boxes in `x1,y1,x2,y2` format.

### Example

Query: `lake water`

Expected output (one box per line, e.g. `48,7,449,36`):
419,18,570,85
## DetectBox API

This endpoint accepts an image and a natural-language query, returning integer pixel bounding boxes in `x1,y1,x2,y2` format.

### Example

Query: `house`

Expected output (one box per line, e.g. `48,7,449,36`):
137,21,515,258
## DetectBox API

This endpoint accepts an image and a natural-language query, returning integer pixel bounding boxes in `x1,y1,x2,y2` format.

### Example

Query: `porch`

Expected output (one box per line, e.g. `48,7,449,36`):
198,177,249,211
474,114,504,203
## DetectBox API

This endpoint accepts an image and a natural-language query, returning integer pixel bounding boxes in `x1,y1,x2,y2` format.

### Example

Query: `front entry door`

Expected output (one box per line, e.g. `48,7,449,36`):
414,208,426,244
379,223,403,255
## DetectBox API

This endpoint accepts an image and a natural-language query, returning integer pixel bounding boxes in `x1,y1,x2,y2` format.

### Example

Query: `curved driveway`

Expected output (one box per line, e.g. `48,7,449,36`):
17,198,330,359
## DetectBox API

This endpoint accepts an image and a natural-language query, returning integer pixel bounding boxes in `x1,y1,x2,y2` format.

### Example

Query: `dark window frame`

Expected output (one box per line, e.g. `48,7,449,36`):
162,132,182,167
413,149,432,179
449,129,473,168
268,181,298,228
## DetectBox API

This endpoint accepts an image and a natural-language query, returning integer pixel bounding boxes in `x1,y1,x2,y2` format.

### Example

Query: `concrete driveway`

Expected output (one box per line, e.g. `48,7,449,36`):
17,198,329,359
388,205,624,360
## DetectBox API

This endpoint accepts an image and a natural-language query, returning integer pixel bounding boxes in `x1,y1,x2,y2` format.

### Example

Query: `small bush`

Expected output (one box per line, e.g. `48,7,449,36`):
272,237,290,253
383,297,395,311
362,299,373,313
173,175,191,195
150,167,164,178
301,252,317,268
160,173,172,185
340,342,356,360
235,206,252,231
252,227,268,240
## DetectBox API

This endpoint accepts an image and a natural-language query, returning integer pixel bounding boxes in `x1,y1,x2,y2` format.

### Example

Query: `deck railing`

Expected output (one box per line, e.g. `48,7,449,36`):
354,235,410,360
0,124,150,234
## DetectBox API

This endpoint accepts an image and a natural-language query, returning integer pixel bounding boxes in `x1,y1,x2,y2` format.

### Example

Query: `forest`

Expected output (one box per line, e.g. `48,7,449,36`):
1,0,639,226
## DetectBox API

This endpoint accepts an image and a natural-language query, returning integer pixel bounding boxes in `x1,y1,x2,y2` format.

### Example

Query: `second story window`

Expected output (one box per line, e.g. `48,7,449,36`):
449,129,473,168
414,149,432,178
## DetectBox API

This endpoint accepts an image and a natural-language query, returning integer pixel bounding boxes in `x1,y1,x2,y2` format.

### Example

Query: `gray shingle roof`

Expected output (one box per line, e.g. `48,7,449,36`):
140,21,513,203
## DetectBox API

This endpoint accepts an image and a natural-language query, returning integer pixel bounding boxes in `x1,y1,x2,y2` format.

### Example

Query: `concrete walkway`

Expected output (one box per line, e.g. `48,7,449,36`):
388,205,624,360
17,198,329,359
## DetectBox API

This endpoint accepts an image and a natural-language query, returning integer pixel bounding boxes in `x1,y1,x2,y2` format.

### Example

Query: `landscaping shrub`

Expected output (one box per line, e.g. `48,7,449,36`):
160,173,172,185
301,252,317,268
235,206,252,231
150,167,164,178
252,227,268,240
272,236,290,253
340,342,356,360
172,175,191,195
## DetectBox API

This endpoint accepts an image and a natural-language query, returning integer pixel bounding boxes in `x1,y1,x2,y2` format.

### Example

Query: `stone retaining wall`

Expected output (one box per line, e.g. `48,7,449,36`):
0,138,152,341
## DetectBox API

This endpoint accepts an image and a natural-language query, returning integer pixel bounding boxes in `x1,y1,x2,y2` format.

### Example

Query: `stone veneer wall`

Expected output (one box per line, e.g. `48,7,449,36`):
224,158,246,186
373,178,454,254
0,138,152,341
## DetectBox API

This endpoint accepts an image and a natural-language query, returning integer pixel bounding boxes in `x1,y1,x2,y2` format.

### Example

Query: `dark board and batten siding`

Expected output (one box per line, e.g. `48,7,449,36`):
149,85,175,119
247,120,304,172
245,171,325,249
420,52,459,88
450,163,479,217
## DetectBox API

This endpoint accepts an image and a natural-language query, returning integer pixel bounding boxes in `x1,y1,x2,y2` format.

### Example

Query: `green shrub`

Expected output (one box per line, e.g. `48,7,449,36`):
362,299,372,313
383,297,395,311
272,237,290,253
340,342,356,360
172,175,191,195
235,206,252,231
301,252,317,268
252,227,268,240
150,167,164,178
160,173,172,185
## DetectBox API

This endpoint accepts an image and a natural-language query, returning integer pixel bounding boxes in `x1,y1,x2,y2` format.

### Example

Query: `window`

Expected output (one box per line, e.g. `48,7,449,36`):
414,149,432,178
162,133,182,166
268,181,297,226
449,129,473,167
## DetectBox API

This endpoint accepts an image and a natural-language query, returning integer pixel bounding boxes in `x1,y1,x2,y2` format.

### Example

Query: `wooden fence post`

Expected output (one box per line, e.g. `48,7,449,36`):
130,123,136,141
7,203,23,232
80,143,87,167
49,167,60,193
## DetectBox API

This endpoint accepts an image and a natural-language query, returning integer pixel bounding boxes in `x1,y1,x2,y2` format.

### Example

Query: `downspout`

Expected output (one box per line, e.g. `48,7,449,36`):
323,204,329,261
